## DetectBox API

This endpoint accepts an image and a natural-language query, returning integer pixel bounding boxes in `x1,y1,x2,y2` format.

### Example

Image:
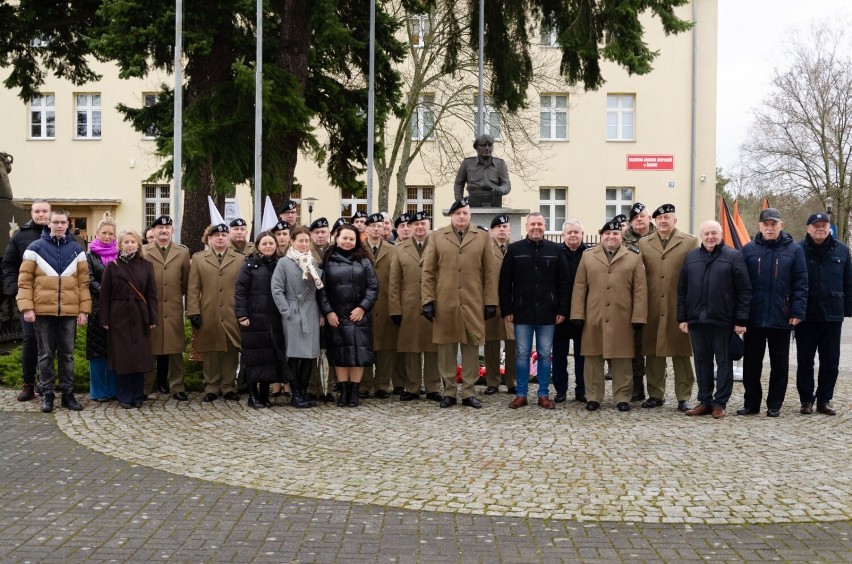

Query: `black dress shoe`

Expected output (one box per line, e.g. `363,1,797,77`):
119,402,134,409
358,390,369,399
425,392,444,402
766,408,781,417
736,406,759,415
223,391,239,401
586,401,600,411
484,386,499,396
172,392,188,402
817,402,837,416
574,395,587,403
202,393,217,402
641,397,665,408
462,397,482,409
439,396,457,408
631,393,645,402
677,400,691,412
158,383,170,395
554,392,567,403
506,386,517,395
392,386,405,396
374,390,391,399
617,402,630,412
400,391,420,401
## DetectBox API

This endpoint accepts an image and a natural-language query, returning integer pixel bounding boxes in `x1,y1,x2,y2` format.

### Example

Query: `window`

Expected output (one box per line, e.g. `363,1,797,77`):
143,184,170,227
411,94,435,141
75,93,102,139
143,93,158,139
540,24,558,47
539,187,567,233
540,95,567,140
29,94,56,139
473,96,501,139
340,189,367,218
605,187,633,220
606,94,634,141
408,13,431,48
405,185,434,218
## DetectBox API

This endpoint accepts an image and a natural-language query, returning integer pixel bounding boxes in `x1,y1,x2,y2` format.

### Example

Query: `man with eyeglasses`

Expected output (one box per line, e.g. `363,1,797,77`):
453,133,511,208
17,209,91,413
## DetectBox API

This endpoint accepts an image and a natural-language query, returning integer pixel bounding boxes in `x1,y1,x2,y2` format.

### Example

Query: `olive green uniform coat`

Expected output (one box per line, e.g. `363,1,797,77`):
143,242,191,355
186,248,242,352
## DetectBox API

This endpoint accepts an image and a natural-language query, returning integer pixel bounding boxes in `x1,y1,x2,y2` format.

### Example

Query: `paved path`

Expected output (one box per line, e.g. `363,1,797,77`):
1,326,851,561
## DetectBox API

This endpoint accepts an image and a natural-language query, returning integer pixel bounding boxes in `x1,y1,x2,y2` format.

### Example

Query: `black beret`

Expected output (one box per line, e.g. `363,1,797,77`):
151,215,173,227
309,217,329,230
411,210,429,222
490,214,510,228
278,200,297,214
448,197,470,214
366,213,384,225
270,221,290,233
210,223,229,234
332,218,348,232
394,212,413,228
652,203,676,218
629,202,646,220
599,220,622,235
229,218,247,227
350,210,368,222
612,214,627,226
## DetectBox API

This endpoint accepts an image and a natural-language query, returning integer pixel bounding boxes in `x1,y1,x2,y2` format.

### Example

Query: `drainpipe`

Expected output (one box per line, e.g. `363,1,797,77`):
689,0,698,232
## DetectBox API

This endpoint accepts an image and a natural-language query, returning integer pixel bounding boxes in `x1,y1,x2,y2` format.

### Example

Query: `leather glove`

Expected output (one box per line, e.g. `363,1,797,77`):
632,323,644,330
421,303,435,322
484,305,497,320
190,315,202,329
391,315,402,326
571,319,584,328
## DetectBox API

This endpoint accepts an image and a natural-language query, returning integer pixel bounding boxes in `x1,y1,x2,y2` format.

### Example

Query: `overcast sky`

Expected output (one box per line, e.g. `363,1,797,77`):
716,0,852,172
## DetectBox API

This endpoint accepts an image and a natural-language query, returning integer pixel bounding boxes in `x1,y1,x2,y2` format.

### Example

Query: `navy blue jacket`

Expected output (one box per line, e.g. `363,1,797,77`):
677,243,752,327
741,231,808,329
2,219,43,295
498,237,571,325
799,234,852,322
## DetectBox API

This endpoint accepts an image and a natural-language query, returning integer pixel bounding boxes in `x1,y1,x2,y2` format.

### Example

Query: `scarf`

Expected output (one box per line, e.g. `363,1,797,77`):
119,250,137,263
89,238,119,264
286,246,324,289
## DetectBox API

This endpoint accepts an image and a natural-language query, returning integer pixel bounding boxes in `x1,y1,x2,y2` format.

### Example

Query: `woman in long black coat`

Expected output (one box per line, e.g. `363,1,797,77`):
318,224,379,407
100,229,158,408
235,232,288,408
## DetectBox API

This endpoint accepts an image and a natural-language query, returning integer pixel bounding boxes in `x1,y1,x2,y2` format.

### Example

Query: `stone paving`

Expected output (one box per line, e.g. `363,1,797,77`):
0,331,850,561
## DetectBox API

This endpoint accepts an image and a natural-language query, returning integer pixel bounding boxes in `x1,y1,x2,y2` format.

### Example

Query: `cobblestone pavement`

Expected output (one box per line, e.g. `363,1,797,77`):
1,332,851,561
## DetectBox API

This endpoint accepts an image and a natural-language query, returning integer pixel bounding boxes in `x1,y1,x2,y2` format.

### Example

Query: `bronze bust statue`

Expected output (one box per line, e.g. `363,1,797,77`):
453,134,511,208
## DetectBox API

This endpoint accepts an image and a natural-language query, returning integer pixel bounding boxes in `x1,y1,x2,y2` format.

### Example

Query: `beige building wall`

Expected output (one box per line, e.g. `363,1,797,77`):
0,1,715,239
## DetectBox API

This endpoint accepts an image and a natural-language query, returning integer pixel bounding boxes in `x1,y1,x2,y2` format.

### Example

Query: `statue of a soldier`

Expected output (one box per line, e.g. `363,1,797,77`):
453,134,511,208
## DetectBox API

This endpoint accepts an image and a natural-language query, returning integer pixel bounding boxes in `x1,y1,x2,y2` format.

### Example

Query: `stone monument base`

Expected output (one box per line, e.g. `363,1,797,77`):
442,207,531,241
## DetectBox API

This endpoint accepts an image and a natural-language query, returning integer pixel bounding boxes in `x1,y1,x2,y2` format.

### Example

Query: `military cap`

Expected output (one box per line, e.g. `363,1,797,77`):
490,214,510,228
152,215,173,227
332,217,348,232
229,218,247,227
652,203,676,218
629,202,646,220
309,217,329,231
210,223,229,234
278,200,297,214
270,221,290,233
411,211,429,222
350,210,368,222
366,213,384,225
394,212,413,228
612,214,628,227
599,220,622,235
448,197,470,214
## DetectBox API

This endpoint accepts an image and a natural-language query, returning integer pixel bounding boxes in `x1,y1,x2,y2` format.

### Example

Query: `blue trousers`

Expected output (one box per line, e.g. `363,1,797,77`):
795,321,841,404
89,357,117,400
514,324,555,398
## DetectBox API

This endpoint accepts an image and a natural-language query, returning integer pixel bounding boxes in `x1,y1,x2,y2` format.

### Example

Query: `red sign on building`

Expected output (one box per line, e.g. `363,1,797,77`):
626,154,675,170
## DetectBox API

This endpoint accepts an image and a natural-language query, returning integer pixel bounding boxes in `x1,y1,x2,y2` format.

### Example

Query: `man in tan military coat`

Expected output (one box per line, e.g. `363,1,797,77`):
422,198,499,409
483,214,516,395
637,203,697,411
360,213,397,398
571,219,647,412
389,211,441,402
187,223,242,402
143,215,191,401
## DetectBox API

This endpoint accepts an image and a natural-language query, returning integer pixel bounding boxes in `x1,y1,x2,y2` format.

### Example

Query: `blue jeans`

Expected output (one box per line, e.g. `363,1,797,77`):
34,316,78,395
514,324,555,398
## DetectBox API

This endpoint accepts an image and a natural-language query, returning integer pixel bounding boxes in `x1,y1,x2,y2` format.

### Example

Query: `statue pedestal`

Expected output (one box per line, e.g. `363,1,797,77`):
442,207,531,241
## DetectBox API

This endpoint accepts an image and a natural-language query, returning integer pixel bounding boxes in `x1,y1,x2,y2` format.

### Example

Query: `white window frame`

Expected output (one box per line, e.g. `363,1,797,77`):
540,94,568,141
405,185,434,218
340,189,367,218
473,96,501,140
605,186,633,220
143,184,170,227
411,94,435,141
539,187,567,234
606,94,635,141
29,94,56,139
75,93,102,139
142,92,158,139
408,13,431,48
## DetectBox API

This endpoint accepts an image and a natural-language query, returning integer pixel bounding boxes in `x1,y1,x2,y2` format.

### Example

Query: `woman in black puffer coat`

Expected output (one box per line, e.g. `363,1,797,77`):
318,224,379,407
234,232,289,408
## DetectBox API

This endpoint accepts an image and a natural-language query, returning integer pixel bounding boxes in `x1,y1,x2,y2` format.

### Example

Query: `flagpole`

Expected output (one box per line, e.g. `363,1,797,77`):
173,0,183,243
253,0,263,236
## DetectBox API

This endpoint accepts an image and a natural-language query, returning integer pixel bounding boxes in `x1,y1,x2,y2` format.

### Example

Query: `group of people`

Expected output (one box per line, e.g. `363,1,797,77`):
3,196,849,419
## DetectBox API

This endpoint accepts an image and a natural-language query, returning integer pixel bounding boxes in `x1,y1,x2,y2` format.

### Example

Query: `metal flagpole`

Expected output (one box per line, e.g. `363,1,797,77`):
366,0,376,214
253,0,263,235
477,0,484,136
173,0,183,243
